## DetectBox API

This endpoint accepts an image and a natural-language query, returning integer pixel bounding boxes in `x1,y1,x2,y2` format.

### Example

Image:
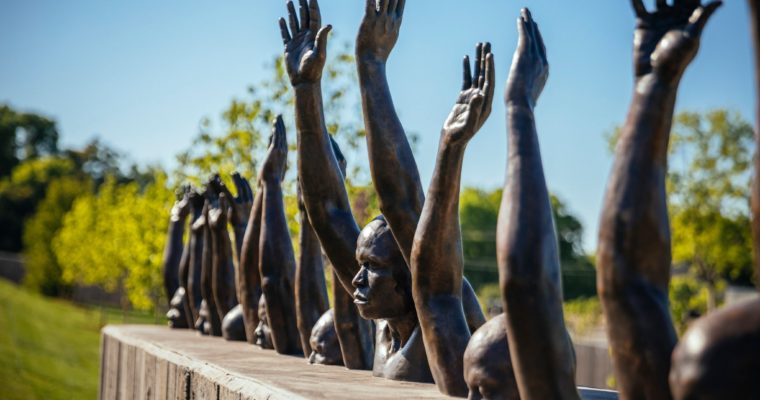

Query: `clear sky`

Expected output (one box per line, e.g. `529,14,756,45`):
0,0,755,251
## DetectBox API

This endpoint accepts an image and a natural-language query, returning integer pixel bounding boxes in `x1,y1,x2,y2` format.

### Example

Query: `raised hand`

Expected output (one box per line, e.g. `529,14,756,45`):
356,0,405,63
208,193,229,232
210,173,253,228
170,185,193,220
442,43,495,145
631,0,722,82
280,0,332,86
260,115,288,184
505,8,548,109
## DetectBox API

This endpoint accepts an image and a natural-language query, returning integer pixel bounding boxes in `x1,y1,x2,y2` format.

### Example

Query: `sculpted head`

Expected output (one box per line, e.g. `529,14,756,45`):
464,315,520,400
254,296,274,349
352,216,413,320
308,309,343,366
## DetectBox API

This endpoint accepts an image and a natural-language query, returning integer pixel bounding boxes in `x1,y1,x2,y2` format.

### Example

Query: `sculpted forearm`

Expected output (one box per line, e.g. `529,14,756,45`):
259,180,300,354
359,60,424,260
294,85,361,293
238,190,263,343
498,104,578,400
162,218,185,302
295,211,329,355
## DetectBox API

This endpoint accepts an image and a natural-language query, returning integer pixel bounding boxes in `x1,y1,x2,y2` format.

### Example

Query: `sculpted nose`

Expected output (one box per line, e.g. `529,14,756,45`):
351,267,367,288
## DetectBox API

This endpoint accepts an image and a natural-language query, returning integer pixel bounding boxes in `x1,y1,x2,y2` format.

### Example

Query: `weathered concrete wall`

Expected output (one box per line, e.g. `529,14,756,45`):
100,325,617,400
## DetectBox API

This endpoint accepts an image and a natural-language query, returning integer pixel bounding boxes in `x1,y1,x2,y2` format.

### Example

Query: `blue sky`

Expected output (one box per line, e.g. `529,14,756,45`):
0,0,754,251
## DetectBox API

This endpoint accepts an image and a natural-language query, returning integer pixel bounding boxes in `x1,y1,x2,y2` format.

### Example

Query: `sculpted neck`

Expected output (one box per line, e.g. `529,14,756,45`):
385,309,418,349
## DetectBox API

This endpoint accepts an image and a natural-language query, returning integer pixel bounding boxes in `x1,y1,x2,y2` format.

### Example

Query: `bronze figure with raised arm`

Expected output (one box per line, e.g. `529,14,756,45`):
596,0,721,398
280,0,484,382
497,9,579,400
258,115,302,355
294,183,330,356
409,41,494,396
355,1,486,334
164,186,192,328
239,180,264,343
668,1,760,398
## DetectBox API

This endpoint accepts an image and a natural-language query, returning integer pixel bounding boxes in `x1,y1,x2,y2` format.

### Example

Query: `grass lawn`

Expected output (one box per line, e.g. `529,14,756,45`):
0,278,160,400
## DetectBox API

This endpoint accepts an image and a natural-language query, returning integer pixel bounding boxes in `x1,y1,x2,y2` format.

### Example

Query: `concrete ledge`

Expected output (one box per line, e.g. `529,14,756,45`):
100,325,617,400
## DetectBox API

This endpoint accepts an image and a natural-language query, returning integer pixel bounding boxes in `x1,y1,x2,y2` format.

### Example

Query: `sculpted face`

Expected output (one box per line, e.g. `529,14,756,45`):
352,216,413,320
464,315,519,400
254,296,274,349
308,309,343,366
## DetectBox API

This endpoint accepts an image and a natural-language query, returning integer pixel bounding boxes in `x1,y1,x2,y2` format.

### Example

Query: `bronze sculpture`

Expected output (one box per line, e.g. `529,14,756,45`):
208,188,239,328
258,115,302,355
308,309,344,365
295,184,330,356
199,193,222,336
280,0,484,382
668,2,760,398
464,315,519,400
408,40,495,396
356,0,488,389
496,9,579,399
164,187,192,328
596,0,721,398
186,190,207,332
254,295,274,349
162,186,190,307
239,179,264,343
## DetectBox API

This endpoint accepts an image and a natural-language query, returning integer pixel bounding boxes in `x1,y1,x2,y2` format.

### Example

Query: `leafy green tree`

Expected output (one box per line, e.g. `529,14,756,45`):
0,157,79,251
607,109,755,313
0,105,60,178
459,187,594,299
53,173,173,310
23,176,91,296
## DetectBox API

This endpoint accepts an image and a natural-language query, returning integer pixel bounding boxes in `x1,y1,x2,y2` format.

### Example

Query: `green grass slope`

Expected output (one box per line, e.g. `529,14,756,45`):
0,279,160,400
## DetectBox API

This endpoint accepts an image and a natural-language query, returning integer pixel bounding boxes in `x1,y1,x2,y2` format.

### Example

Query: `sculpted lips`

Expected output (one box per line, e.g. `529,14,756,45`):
353,290,368,305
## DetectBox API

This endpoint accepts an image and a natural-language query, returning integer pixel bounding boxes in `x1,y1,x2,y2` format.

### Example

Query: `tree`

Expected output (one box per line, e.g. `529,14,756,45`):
0,105,60,178
669,110,754,309
53,173,173,310
459,187,594,299
23,176,91,296
607,109,755,312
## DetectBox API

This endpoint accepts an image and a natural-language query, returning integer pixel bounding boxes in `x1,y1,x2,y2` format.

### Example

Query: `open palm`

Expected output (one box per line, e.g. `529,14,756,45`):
632,0,722,81
442,43,495,145
280,0,332,85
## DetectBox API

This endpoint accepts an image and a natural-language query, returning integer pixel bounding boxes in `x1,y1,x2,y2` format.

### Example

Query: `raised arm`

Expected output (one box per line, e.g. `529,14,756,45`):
238,186,263,344
280,0,360,294
211,173,253,263
497,10,578,399
356,0,422,262
258,116,301,355
199,194,222,336
187,192,206,330
162,186,191,304
295,184,330,356
208,184,239,321
410,43,494,397
596,1,721,398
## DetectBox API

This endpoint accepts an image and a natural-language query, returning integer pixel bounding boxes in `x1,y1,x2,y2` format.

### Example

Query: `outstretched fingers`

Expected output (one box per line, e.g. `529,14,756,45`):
365,0,377,14
279,18,291,45
287,1,300,36
478,43,491,89
462,55,472,90
534,21,548,65
686,1,722,37
473,43,483,89
309,0,321,33
632,0,649,18
396,0,406,17
482,53,495,116
298,0,310,32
